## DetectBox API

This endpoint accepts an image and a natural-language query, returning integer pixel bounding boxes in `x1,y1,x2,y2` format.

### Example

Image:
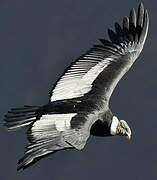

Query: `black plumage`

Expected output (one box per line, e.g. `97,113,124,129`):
4,3,149,170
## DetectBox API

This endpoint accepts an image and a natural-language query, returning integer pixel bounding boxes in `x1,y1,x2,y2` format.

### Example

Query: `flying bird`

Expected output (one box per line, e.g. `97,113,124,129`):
4,3,149,170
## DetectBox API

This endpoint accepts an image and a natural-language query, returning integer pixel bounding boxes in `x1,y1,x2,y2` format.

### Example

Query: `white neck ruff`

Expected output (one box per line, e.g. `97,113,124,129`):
110,116,119,135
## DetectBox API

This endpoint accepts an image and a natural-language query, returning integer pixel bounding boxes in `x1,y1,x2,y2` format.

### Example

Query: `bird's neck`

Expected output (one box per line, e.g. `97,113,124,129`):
90,109,113,136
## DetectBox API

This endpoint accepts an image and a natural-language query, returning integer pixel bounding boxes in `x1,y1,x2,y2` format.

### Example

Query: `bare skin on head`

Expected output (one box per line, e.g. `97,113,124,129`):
110,116,131,139
116,120,131,139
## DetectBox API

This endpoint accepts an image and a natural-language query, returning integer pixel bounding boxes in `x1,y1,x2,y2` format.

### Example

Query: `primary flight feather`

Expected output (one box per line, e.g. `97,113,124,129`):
4,3,149,170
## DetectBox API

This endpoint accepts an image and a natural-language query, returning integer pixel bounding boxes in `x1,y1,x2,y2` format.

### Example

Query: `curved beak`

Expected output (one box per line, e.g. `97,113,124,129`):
126,133,131,140
125,127,131,140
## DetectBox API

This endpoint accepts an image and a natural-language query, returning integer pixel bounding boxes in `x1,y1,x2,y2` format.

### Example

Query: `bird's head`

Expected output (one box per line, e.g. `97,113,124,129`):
110,116,131,139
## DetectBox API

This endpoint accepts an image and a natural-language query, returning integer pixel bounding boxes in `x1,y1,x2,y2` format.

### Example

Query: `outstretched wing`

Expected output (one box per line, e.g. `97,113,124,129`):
17,112,93,170
50,3,149,105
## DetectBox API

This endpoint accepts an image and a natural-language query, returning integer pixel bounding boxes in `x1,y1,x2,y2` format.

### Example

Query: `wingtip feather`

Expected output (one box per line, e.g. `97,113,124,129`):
115,22,123,36
137,2,145,27
139,8,149,43
123,16,129,30
129,8,136,28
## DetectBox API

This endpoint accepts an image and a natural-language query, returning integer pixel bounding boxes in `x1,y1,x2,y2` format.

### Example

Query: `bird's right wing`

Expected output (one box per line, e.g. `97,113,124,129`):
49,3,149,107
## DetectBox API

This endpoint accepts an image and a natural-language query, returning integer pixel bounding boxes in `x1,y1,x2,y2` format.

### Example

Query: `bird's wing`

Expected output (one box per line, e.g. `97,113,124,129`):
17,112,93,170
49,3,149,105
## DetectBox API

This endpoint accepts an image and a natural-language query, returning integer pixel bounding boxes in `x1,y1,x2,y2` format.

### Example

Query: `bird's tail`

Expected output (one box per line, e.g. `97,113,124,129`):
4,106,40,131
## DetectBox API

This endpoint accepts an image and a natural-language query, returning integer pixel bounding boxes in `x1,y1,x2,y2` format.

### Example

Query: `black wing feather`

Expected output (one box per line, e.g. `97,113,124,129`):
137,3,145,27
108,29,120,43
115,23,123,37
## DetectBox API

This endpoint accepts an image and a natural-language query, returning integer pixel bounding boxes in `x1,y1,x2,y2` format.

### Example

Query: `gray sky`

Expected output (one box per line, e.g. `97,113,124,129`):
0,0,156,179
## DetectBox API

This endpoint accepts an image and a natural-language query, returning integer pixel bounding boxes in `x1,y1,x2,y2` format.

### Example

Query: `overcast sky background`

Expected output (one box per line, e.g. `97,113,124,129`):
0,0,156,179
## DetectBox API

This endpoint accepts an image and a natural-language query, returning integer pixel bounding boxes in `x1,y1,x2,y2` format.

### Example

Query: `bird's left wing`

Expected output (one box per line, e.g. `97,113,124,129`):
17,112,93,170
50,3,149,105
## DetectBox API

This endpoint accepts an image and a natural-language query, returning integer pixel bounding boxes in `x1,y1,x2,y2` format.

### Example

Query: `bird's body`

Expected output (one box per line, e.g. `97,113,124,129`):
4,3,149,170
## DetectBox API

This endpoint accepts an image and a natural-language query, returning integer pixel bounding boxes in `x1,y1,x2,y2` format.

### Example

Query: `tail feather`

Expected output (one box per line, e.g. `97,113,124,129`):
4,106,39,131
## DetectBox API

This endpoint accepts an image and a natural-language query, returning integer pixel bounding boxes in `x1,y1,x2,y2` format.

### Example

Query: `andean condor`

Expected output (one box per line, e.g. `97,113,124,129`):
4,3,149,170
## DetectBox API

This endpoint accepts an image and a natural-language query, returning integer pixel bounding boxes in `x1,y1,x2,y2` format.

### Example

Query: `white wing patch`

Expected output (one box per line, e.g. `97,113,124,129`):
32,113,77,133
50,57,112,102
